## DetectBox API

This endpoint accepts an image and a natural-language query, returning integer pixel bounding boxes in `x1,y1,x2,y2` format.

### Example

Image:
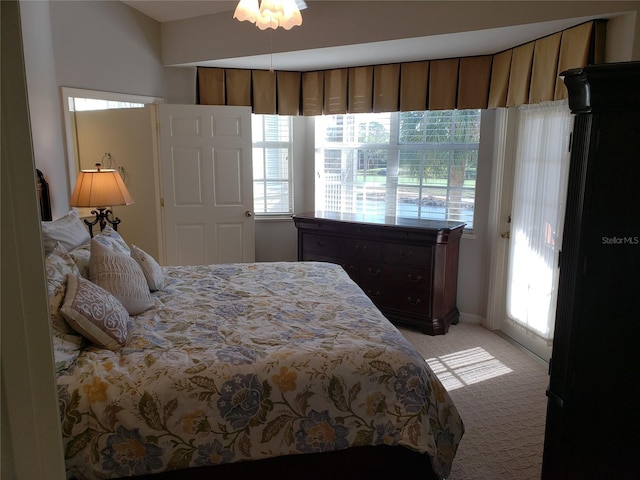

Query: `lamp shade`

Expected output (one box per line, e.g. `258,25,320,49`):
233,0,260,23
70,168,134,208
234,0,302,30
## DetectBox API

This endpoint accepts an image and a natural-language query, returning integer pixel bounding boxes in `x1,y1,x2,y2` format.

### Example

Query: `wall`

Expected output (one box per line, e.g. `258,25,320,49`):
605,8,640,61
458,109,496,321
19,0,69,219
49,1,164,97
164,66,197,104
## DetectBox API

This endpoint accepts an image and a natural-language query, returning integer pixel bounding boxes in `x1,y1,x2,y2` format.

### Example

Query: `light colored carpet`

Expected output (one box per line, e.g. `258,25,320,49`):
398,322,548,480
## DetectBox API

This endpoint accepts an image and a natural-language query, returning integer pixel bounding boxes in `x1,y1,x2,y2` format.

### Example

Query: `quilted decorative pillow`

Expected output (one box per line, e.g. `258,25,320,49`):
60,275,129,350
45,242,83,335
68,226,130,278
41,210,90,256
92,225,131,255
89,239,155,315
131,244,165,291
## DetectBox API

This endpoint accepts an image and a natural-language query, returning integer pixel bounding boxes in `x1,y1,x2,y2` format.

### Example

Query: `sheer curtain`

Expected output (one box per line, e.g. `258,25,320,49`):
506,100,572,340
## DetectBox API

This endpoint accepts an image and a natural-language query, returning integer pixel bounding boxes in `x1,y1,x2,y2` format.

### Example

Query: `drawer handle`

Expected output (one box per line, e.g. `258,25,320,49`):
367,268,381,276
354,244,368,253
407,296,422,306
317,240,327,247
407,273,422,283
400,250,413,258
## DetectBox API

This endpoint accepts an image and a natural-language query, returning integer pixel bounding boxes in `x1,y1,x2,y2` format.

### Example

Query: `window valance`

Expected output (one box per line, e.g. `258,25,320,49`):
197,20,605,114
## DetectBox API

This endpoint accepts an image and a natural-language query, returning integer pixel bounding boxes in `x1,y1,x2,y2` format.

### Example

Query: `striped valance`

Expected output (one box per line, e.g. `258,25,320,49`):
198,20,606,115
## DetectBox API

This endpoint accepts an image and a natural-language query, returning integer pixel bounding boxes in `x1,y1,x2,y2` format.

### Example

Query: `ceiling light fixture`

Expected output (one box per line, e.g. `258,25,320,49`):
233,0,306,30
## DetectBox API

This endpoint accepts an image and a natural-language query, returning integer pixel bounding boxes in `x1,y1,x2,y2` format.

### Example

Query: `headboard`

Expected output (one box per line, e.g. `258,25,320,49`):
36,169,52,221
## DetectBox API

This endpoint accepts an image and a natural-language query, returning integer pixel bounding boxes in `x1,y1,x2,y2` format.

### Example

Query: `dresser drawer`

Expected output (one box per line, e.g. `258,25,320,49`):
382,242,432,265
342,223,381,239
359,264,429,290
358,278,385,304
294,218,343,234
301,233,341,256
381,227,439,244
385,264,431,290
380,289,431,316
341,238,382,260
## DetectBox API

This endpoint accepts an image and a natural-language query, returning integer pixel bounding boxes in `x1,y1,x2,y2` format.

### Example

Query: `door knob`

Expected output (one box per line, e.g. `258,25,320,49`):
245,210,253,217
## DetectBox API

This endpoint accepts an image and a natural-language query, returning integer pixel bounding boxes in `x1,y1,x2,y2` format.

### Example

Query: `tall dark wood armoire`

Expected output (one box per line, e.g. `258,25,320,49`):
542,62,640,479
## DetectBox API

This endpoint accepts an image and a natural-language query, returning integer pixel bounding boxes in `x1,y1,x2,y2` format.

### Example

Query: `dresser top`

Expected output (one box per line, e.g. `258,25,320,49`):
294,211,466,232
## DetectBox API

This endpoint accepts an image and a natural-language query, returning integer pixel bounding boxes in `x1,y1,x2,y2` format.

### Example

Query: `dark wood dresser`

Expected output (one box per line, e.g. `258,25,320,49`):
293,211,465,335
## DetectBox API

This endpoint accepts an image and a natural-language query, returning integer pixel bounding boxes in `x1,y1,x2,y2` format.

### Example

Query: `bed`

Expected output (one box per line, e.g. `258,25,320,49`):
42,211,464,480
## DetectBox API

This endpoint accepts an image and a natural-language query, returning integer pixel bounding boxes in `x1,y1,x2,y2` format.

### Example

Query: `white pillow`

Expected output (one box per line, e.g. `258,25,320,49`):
89,239,155,315
61,275,129,350
41,210,90,256
130,245,165,291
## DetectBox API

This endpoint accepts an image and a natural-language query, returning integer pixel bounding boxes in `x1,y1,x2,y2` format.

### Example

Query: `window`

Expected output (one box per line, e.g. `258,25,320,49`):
69,98,144,111
252,115,293,216
315,110,481,229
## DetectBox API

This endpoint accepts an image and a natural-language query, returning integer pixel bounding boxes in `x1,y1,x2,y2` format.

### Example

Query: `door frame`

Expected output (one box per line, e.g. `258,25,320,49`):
485,107,517,331
60,87,163,195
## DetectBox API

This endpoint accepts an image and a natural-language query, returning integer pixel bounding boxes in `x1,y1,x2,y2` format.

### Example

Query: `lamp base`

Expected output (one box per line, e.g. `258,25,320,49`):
84,207,121,238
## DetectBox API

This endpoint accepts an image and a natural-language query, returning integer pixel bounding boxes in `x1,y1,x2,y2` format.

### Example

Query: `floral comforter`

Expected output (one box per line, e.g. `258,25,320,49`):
58,261,463,479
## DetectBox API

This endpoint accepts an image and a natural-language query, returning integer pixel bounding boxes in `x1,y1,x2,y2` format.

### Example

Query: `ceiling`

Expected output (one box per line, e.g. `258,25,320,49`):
120,1,611,71
122,0,237,23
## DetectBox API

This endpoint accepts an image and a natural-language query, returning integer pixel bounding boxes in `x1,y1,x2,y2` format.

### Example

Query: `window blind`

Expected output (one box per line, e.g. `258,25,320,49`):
315,110,480,228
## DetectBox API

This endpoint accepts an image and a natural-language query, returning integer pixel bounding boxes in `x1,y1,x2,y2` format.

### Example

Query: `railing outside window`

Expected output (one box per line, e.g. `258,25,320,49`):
315,110,481,229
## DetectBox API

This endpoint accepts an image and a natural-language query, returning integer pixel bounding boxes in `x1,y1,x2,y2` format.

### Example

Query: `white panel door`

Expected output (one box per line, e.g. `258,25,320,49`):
158,104,254,266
